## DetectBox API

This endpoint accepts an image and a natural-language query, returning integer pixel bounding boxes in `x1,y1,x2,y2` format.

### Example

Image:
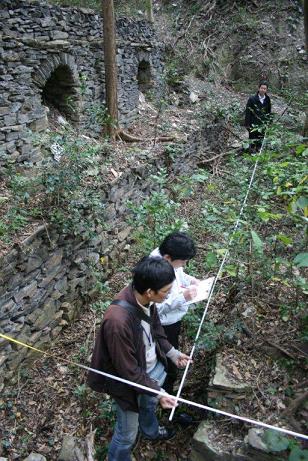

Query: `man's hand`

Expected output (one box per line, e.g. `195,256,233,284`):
176,353,192,368
183,286,197,301
159,395,178,409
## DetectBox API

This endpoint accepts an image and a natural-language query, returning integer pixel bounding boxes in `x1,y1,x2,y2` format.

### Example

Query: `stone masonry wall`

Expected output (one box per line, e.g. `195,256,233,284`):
0,146,193,387
0,0,163,167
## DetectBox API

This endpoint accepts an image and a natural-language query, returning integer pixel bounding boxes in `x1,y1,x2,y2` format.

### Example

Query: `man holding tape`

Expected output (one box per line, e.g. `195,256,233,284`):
88,256,191,461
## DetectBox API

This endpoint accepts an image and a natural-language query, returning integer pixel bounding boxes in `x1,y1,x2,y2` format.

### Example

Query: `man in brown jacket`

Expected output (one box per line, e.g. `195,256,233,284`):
88,256,191,461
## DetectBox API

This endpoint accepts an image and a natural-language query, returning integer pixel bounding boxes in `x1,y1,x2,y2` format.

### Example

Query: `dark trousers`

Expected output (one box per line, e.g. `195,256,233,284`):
248,128,264,152
162,321,182,394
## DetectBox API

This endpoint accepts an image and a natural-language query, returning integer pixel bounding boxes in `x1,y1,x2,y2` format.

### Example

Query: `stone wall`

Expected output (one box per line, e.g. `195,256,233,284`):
0,0,163,167
0,144,192,387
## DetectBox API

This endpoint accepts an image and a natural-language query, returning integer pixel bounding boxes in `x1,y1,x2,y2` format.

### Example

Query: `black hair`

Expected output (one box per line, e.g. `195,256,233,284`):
132,256,175,294
159,231,196,261
258,81,268,88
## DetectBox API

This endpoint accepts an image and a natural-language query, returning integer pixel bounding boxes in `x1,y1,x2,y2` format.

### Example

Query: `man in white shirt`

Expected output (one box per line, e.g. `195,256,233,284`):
150,232,199,393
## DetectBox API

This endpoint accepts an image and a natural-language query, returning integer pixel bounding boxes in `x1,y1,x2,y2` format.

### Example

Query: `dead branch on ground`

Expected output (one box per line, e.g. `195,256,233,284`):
116,130,175,144
265,339,296,360
198,150,234,164
85,427,97,461
173,15,196,47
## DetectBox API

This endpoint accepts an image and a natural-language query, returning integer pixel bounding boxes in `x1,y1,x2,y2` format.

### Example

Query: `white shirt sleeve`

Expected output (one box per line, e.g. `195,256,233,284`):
150,250,194,325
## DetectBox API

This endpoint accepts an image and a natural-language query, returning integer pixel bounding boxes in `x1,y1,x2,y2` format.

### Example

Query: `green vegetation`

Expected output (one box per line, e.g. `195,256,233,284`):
263,430,308,461
127,168,188,252
0,128,111,246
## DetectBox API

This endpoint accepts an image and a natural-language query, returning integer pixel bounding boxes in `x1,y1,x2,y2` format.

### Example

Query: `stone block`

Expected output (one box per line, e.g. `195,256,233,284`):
6,348,28,369
18,113,33,124
26,255,43,274
4,114,17,125
68,277,86,291
28,299,57,329
61,302,75,322
51,325,62,339
29,116,48,132
58,436,86,461
0,300,18,320
43,250,63,273
31,331,51,349
38,266,63,288
0,354,8,367
23,453,47,461
6,130,22,142
15,324,31,345
0,106,10,115
51,31,69,40
54,276,68,293
14,280,38,303
210,354,251,392
117,226,132,242
191,422,249,461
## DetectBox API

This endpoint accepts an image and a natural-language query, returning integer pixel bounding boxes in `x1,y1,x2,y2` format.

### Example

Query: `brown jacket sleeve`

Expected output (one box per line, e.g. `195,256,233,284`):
103,313,161,394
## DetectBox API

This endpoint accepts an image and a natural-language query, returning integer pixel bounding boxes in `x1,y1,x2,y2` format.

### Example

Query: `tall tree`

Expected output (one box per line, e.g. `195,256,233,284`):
304,0,308,51
102,0,118,138
145,0,154,22
303,0,308,136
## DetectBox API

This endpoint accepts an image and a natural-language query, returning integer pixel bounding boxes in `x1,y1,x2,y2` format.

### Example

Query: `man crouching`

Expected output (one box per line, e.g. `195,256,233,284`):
88,256,191,461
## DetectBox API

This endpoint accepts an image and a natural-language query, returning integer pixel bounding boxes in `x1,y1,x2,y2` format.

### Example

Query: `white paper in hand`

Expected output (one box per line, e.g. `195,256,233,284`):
186,277,215,305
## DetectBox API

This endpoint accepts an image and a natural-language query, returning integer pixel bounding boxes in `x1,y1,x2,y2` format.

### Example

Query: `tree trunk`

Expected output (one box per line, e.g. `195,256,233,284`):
145,0,154,23
303,0,308,136
304,0,308,51
102,0,118,139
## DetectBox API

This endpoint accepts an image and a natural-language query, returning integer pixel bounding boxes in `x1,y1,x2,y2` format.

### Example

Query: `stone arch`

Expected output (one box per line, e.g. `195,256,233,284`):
33,54,81,123
137,59,153,92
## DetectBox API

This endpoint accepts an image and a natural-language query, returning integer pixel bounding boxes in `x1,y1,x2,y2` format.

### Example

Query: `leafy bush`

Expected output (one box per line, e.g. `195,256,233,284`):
127,168,188,252
0,130,110,245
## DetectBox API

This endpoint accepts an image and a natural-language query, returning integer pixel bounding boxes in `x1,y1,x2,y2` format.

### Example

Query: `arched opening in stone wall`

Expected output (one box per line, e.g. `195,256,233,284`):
41,65,80,123
137,60,153,93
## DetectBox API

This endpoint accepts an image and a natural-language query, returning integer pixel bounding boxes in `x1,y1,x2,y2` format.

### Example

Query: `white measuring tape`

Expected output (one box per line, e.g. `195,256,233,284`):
0,332,307,442
169,134,270,421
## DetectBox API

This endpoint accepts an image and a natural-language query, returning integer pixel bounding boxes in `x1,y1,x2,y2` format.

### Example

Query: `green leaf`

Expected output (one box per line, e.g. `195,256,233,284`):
216,248,228,256
251,230,264,254
224,264,237,277
205,252,217,269
294,253,308,268
296,196,308,210
263,429,289,452
295,144,308,156
289,447,308,461
277,233,293,245
191,172,209,183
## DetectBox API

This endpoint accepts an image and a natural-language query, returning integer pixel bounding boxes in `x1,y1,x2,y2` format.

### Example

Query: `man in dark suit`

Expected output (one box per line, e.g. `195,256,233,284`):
245,81,271,151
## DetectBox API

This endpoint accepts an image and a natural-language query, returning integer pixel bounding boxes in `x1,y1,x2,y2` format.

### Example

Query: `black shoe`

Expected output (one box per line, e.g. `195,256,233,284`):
155,426,176,441
174,412,196,427
143,426,176,441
